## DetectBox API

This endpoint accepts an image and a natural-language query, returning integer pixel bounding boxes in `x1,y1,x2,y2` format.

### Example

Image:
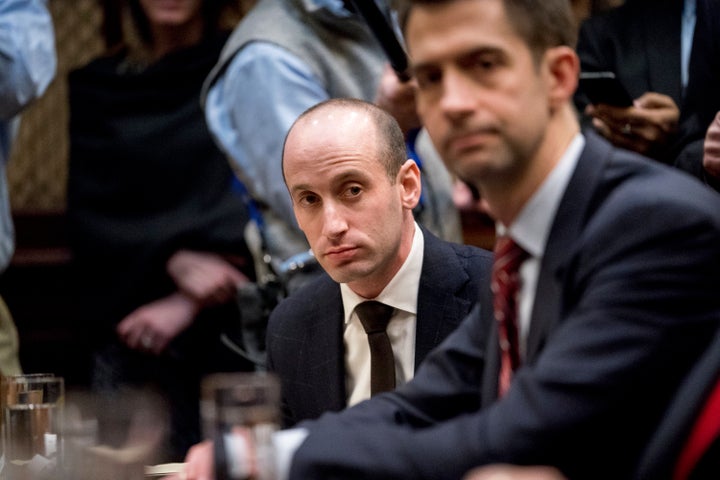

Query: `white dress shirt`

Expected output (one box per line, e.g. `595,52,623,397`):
498,133,585,358
341,222,423,405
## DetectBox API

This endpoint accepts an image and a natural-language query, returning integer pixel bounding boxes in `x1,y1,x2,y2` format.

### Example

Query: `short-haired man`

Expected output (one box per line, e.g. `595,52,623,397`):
267,98,492,427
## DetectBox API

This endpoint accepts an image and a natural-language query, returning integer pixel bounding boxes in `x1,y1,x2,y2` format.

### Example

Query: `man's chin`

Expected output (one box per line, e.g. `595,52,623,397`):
446,147,491,171
324,264,371,286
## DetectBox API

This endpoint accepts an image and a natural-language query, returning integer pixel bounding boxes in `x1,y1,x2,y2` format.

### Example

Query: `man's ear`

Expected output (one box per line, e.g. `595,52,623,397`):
544,46,580,111
398,159,422,209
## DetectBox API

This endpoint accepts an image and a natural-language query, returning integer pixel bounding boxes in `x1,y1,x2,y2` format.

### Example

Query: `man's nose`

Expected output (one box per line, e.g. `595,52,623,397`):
321,202,348,238
439,68,476,119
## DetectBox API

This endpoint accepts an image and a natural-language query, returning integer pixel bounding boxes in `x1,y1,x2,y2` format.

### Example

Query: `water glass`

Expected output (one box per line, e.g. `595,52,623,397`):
201,372,281,480
2,375,63,479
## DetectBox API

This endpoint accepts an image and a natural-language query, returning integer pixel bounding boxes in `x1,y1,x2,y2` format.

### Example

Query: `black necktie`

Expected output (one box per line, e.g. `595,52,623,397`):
355,301,396,396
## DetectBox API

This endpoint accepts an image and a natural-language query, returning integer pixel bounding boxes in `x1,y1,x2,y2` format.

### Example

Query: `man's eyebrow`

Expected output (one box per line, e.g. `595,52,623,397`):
413,46,506,71
289,166,372,192
333,169,369,183
411,59,436,74
289,183,312,194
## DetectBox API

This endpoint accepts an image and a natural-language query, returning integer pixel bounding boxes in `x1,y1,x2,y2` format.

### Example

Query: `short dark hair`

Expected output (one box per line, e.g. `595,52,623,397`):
399,0,577,62
286,98,408,181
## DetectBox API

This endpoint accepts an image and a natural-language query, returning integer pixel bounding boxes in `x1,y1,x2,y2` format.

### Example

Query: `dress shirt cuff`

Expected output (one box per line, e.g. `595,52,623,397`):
272,428,308,480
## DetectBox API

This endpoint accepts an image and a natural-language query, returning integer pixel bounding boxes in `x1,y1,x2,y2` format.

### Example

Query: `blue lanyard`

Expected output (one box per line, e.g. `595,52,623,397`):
231,177,265,232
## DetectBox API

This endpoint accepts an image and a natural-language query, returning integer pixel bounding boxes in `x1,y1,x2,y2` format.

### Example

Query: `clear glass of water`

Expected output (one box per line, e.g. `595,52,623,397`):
2,374,63,478
201,372,281,480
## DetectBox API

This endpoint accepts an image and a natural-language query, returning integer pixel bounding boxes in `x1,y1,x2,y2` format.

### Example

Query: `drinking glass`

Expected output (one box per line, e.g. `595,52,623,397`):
2,374,63,479
201,372,281,480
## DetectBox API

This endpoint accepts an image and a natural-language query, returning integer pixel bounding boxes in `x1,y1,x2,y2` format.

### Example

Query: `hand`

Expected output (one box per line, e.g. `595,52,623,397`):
463,465,567,480
162,440,213,480
586,92,679,158
116,292,199,355
703,111,720,181
177,432,261,480
374,63,421,136
167,250,249,307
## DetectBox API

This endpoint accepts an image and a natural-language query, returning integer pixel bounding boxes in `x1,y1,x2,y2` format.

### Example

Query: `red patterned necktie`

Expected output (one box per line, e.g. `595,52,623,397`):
492,235,529,397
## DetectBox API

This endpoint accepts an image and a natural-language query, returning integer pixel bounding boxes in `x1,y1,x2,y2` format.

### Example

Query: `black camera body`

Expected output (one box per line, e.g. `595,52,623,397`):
224,250,320,369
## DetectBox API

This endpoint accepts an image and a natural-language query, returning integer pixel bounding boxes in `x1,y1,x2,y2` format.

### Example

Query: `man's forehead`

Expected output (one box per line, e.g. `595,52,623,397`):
301,107,368,129
287,160,377,191
406,0,525,65
289,112,376,155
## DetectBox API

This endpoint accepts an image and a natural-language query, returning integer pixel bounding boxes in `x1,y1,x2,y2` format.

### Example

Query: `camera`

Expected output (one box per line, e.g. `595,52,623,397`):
223,250,320,369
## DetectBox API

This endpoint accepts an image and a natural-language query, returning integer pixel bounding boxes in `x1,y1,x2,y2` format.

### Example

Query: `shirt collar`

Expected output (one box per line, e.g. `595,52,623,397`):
341,222,424,325
498,133,585,258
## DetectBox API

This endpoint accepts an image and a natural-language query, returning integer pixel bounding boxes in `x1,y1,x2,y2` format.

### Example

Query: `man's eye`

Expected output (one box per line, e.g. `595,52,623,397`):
476,58,496,70
415,69,441,90
342,185,363,199
464,53,500,72
298,194,319,206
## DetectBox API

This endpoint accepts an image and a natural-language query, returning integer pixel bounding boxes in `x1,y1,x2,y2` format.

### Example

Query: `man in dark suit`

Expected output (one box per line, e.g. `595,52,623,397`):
575,0,692,163
267,98,493,427
178,0,720,478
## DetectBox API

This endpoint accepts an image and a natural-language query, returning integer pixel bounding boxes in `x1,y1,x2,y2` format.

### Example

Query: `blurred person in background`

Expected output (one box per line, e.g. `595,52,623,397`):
0,0,56,375
66,0,254,461
672,0,720,189
575,0,692,163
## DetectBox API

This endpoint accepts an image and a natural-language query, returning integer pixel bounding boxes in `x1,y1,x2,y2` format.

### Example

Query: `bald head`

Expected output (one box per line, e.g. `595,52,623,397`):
283,98,408,183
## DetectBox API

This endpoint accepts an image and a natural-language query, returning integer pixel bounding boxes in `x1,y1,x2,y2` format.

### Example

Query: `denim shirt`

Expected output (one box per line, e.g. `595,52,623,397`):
204,0,366,230
0,0,56,271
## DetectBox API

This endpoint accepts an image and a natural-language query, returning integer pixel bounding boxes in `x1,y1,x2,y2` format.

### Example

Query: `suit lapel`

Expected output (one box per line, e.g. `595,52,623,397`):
526,131,613,361
414,228,473,366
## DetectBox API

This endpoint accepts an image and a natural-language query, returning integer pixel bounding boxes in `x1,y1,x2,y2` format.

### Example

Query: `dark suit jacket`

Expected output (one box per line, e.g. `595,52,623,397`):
576,0,684,111
289,131,720,480
266,226,493,427
635,327,720,479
